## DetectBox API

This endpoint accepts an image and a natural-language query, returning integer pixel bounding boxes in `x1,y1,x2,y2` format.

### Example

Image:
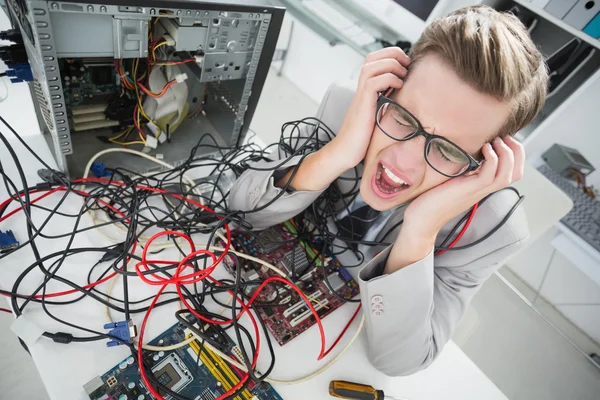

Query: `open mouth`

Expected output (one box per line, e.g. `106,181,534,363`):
371,162,411,199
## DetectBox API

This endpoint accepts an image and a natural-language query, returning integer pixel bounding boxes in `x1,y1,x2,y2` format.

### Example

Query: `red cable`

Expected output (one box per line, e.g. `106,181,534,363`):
436,202,479,256
322,303,362,358
0,177,329,399
0,308,12,314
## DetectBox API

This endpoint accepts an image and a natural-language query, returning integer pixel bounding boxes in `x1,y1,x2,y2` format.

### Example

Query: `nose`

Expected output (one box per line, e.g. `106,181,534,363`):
389,135,427,174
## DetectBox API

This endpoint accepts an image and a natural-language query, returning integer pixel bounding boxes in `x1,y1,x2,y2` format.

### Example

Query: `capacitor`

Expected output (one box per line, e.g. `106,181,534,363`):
119,362,127,370
128,382,135,390
118,395,128,400
138,396,145,400
158,351,165,357
153,355,159,361
126,356,134,365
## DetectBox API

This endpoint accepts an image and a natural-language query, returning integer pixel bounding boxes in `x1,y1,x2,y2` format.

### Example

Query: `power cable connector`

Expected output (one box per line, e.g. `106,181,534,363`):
104,320,137,347
175,73,188,83
0,29,24,45
0,45,28,65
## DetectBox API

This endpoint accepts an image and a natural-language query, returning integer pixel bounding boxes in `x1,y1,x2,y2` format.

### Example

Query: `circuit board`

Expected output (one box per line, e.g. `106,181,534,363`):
84,316,283,400
223,218,359,346
60,59,117,108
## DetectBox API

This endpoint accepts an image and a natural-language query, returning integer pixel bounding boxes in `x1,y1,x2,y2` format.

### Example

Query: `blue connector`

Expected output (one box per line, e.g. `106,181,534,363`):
339,267,353,283
5,63,33,83
104,320,137,347
0,230,19,253
90,162,112,178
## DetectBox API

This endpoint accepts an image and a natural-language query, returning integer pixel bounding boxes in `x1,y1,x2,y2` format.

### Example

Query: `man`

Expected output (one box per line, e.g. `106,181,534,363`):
229,6,548,376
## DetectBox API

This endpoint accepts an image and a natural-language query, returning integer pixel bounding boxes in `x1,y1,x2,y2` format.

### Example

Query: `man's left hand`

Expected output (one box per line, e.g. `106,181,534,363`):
405,135,525,238
385,136,524,274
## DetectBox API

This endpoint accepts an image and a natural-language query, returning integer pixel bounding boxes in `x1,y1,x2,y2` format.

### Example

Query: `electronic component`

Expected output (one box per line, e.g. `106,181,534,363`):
85,316,282,400
224,220,360,346
8,0,284,176
103,320,137,347
199,388,217,400
542,143,595,179
339,267,353,283
83,376,105,395
242,270,260,296
281,247,310,276
255,228,284,253
327,273,346,291
538,165,600,252
151,353,193,394
0,230,19,252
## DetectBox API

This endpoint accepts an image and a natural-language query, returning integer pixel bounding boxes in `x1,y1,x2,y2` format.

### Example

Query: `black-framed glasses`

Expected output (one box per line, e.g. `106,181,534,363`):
376,95,481,178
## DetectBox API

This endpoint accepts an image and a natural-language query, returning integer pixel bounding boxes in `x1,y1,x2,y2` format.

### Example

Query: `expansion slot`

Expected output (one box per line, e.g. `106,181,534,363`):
186,334,252,400
290,298,329,327
283,290,323,318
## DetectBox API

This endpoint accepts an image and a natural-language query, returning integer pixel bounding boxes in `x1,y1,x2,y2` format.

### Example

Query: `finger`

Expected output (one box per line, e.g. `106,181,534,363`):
502,136,525,182
492,137,515,187
364,47,410,67
360,60,407,90
364,73,404,94
362,58,409,82
476,142,498,186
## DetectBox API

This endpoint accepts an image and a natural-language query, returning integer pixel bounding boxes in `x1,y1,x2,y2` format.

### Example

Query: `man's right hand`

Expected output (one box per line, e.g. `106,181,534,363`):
327,47,410,171
276,47,409,192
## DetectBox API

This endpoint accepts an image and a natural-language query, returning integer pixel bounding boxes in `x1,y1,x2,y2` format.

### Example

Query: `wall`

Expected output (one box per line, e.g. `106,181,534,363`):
278,0,484,104
524,67,600,187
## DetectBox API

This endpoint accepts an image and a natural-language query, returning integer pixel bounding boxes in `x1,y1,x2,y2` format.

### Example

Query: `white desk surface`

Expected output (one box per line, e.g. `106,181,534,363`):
0,83,507,400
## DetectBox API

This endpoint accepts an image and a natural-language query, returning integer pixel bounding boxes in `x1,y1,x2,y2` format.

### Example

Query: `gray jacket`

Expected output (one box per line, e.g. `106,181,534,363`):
229,84,529,376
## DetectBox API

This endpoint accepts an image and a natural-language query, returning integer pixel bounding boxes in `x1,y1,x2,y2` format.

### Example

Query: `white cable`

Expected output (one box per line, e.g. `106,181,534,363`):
81,148,201,200
0,77,9,103
195,315,365,385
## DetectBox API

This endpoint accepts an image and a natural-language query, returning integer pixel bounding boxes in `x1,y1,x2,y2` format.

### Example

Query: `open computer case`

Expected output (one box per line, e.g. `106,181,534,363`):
5,0,284,176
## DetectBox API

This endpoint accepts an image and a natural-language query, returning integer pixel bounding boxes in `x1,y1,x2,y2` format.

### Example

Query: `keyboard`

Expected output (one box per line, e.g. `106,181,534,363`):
538,164,600,252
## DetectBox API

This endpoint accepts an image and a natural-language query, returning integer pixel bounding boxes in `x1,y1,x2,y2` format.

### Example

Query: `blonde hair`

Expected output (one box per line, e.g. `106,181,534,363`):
409,5,548,137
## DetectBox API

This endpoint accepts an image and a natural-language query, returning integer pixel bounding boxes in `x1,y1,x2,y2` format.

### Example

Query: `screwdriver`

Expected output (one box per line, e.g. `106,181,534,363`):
329,380,408,400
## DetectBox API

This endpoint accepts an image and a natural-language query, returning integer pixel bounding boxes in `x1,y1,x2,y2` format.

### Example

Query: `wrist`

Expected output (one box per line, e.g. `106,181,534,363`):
317,142,352,179
385,222,437,274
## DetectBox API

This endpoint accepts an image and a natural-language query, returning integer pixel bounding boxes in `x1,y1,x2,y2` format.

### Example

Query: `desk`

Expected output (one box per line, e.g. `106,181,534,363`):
0,129,508,400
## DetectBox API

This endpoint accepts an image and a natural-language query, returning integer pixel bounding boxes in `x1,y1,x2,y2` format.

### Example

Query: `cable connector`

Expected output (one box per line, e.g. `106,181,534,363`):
90,162,112,178
52,332,74,344
104,320,137,347
0,29,24,45
34,182,52,191
37,169,67,185
0,230,19,253
194,54,204,64
175,73,188,83
99,242,127,263
163,33,175,46
4,63,33,83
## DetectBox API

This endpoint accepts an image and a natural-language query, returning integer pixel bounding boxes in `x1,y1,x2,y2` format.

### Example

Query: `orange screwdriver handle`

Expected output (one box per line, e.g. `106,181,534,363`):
329,380,384,400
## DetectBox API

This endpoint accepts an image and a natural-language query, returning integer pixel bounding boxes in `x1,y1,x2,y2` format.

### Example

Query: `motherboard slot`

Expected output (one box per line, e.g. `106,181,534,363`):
283,290,323,318
186,334,252,400
290,299,329,327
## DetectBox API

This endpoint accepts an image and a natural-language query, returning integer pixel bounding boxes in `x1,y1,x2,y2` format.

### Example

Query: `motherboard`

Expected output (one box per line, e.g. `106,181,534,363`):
223,218,359,346
84,316,283,400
